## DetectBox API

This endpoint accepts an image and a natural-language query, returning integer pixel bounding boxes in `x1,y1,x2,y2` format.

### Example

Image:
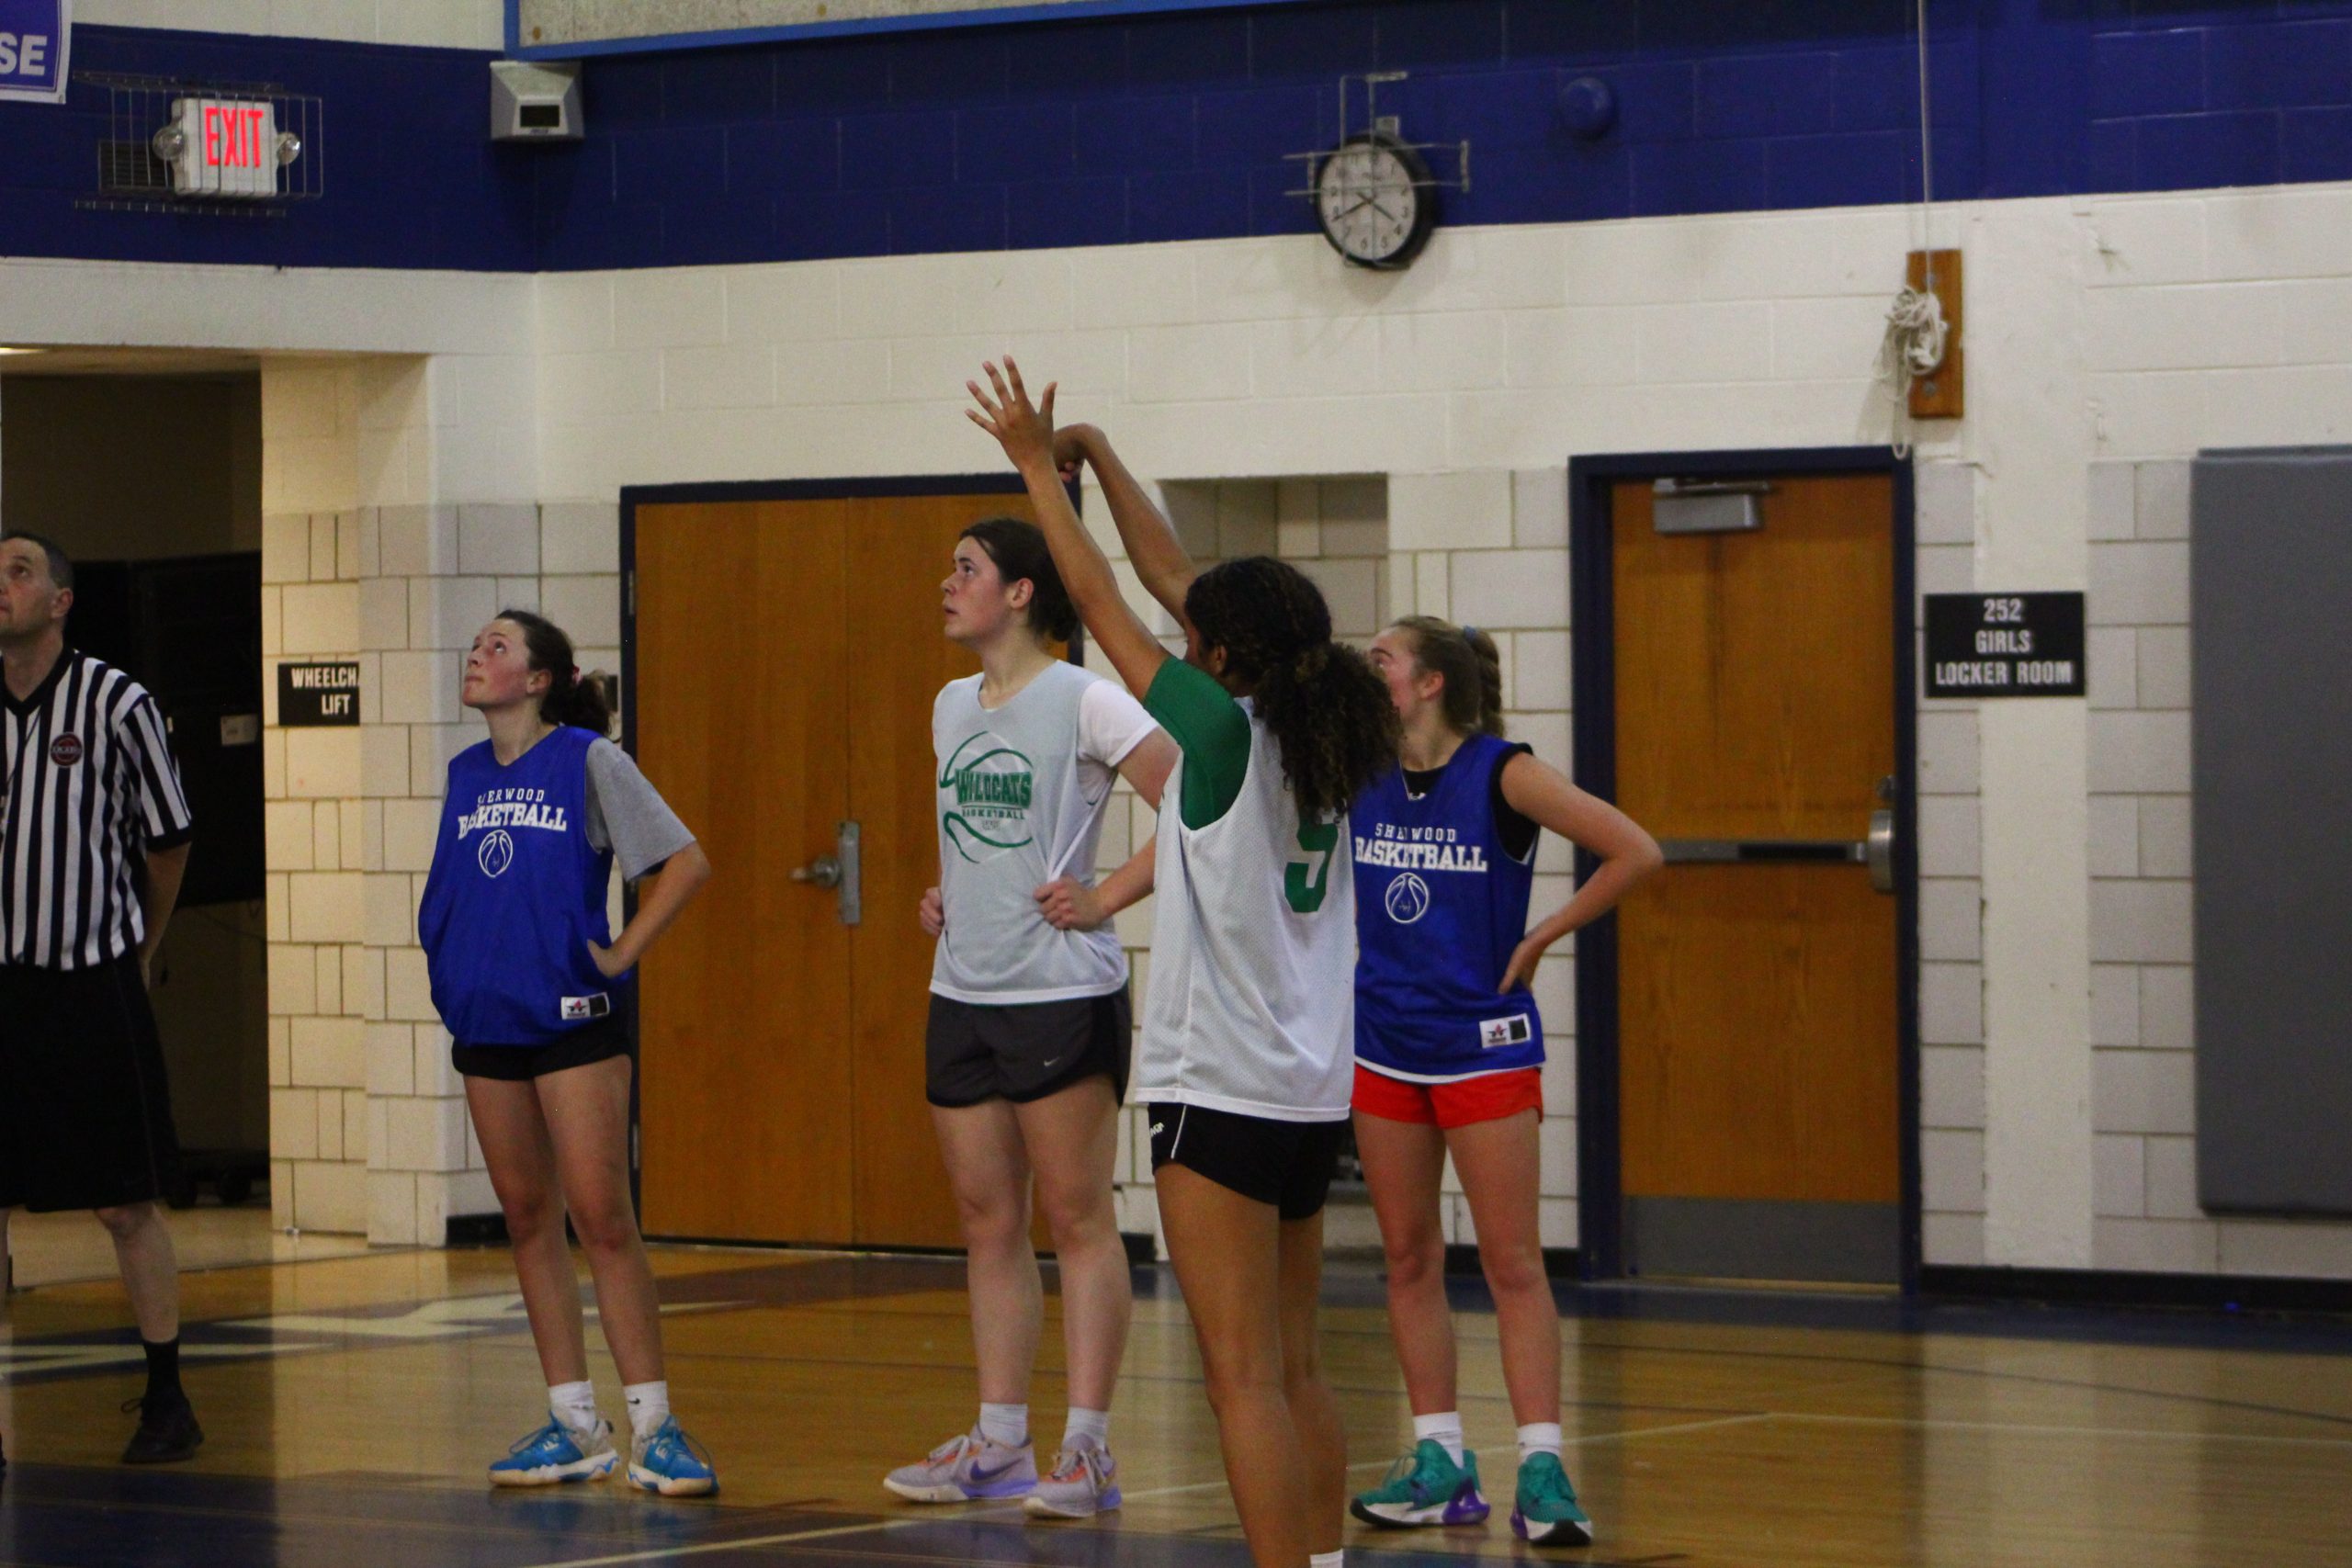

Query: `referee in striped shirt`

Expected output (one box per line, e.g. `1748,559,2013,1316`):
0,533,204,1466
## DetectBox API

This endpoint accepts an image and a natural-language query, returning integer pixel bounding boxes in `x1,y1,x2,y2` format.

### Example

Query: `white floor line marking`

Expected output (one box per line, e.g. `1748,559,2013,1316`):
1779,1411,2352,1448
519,1498,1035,1568
1563,1412,1779,1446
1116,1413,1779,1504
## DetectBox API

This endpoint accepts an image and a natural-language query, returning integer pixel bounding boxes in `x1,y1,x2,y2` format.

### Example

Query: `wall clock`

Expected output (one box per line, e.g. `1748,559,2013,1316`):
1312,130,1439,271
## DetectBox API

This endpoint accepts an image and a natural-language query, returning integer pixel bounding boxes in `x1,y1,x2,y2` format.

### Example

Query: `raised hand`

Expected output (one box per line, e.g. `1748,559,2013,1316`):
966,355,1058,476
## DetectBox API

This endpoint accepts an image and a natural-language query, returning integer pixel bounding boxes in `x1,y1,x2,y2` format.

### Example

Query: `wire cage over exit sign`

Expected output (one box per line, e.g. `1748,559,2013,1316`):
81,73,323,214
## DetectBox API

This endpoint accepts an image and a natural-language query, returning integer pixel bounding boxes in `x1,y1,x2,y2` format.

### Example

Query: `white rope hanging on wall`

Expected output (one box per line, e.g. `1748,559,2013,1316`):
1879,0,1949,458
1877,285,1948,459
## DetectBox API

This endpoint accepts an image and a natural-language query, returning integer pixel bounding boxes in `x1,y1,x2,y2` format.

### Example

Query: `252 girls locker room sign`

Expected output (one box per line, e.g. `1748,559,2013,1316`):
0,0,69,103
1925,593,2087,697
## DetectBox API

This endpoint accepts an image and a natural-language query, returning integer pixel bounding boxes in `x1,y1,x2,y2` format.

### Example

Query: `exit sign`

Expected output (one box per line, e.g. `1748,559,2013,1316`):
167,96,279,197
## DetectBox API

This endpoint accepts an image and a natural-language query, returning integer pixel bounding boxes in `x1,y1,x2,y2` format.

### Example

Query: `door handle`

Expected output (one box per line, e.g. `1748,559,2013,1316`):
834,819,861,927
790,822,862,925
1866,808,1896,895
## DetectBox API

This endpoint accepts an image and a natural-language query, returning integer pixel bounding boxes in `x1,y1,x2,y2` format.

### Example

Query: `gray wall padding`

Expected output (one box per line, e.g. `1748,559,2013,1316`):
2191,451,2352,1215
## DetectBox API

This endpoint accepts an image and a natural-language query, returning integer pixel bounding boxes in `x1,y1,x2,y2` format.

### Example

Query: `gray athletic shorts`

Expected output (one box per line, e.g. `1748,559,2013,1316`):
924,987,1132,1109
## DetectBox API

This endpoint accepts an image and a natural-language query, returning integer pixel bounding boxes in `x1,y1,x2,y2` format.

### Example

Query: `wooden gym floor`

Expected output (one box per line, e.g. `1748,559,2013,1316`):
3,1228,2349,1567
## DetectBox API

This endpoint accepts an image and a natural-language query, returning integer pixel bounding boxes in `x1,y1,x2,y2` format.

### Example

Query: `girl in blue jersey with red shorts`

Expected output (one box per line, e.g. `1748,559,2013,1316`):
1348,617,1660,1549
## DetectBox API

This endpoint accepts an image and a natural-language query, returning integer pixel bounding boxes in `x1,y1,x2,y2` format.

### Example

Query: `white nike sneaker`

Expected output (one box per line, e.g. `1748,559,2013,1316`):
883,1428,1036,1503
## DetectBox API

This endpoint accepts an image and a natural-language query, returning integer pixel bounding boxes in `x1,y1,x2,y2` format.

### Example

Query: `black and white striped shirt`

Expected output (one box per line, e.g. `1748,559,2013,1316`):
1,649,194,970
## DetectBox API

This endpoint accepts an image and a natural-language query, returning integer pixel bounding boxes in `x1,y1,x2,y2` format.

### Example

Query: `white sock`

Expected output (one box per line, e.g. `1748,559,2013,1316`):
624,1381,671,1442
1413,1411,1466,1466
548,1380,600,1440
1062,1406,1111,1452
1310,1551,1345,1568
978,1402,1028,1448
1517,1421,1564,1462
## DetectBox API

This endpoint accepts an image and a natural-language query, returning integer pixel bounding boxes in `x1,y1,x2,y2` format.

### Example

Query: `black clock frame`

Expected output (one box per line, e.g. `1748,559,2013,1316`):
1313,130,1440,271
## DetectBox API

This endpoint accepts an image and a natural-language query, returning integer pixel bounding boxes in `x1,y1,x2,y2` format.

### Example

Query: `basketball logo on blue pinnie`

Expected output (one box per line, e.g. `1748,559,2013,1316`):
1384,872,1431,925
477,829,515,878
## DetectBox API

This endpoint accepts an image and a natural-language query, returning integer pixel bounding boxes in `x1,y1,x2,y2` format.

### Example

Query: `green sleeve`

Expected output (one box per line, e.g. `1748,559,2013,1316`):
1144,659,1252,830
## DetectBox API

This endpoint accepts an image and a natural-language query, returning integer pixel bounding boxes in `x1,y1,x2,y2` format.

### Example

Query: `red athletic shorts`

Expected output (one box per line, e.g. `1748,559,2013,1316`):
1351,1064,1544,1129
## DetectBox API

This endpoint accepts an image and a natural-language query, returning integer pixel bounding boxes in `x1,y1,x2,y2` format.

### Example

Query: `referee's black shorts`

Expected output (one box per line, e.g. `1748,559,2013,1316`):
0,953,184,1213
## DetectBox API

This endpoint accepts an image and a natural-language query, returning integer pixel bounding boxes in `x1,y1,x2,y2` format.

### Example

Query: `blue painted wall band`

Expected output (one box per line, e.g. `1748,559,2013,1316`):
3,2,2350,276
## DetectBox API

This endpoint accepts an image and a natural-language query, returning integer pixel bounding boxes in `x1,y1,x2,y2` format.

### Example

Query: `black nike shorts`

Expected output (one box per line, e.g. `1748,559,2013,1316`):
924,987,1131,1108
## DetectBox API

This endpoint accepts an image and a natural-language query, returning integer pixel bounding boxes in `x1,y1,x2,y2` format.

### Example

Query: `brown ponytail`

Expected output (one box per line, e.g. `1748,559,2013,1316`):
497,607,615,738
1396,615,1505,739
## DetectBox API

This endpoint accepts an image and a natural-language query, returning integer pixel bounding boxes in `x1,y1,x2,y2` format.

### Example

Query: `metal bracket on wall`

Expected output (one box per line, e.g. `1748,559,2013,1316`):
1283,72,1471,198
1653,477,1770,535
78,73,324,216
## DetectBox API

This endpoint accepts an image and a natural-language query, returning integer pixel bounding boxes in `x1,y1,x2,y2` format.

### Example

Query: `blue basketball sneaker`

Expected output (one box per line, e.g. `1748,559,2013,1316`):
1351,1438,1491,1528
628,1416,718,1497
489,1416,618,1487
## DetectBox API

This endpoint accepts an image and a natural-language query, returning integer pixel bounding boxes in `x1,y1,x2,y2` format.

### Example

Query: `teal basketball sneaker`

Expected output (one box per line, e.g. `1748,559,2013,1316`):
1510,1450,1594,1546
1350,1438,1491,1528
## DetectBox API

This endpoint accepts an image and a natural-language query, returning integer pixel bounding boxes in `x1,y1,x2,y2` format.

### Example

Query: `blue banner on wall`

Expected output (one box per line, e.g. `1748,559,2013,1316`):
0,0,68,103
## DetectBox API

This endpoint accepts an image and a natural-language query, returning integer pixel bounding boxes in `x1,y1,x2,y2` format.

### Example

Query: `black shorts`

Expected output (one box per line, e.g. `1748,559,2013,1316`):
925,988,1131,1109
452,1019,633,1081
1148,1103,1347,1221
0,954,183,1213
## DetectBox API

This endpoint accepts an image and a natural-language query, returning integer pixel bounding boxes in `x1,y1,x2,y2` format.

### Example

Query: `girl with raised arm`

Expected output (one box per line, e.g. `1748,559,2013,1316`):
969,358,1397,1568
884,516,1176,1520
418,611,718,1497
1345,616,1659,1548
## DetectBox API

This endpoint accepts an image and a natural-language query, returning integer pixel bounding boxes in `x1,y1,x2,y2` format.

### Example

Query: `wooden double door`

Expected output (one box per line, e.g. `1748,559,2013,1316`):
1591,466,1908,1284
629,488,1026,1248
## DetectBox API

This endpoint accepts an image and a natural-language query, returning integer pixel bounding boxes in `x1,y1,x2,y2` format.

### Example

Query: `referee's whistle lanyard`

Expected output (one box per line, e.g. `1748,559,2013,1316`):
0,697,49,829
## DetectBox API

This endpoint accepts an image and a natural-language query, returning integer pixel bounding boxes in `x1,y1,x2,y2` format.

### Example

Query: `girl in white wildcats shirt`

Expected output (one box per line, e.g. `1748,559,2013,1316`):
885,516,1176,1522
970,359,1398,1568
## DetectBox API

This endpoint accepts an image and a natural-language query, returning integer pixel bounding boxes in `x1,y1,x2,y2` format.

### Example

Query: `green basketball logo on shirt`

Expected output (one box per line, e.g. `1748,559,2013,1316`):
1284,820,1340,913
938,732,1037,863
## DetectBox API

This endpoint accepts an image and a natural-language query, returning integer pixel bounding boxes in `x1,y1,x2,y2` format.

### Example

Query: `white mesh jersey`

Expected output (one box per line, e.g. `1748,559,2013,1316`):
930,660,1156,1005
1134,687,1356,1123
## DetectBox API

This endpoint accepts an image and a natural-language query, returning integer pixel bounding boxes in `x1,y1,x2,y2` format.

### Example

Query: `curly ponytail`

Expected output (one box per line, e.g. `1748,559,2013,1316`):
1183,558,1398,822
1396,615,1507,739
497,607,615,738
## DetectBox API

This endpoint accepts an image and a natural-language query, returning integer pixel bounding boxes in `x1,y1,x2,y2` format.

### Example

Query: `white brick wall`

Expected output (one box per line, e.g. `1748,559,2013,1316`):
257,361,379,1236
